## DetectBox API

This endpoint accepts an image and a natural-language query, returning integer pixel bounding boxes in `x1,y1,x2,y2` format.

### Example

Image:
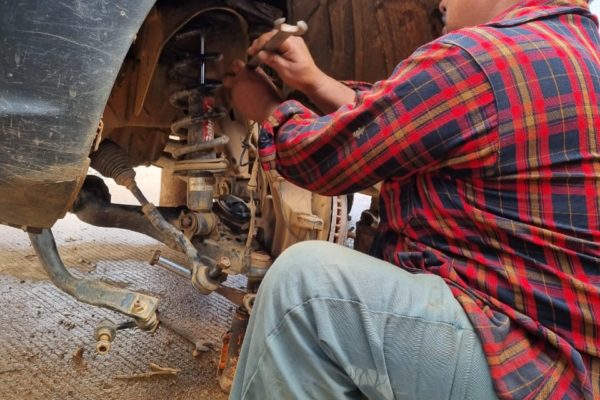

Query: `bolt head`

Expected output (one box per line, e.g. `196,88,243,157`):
217,257,231,269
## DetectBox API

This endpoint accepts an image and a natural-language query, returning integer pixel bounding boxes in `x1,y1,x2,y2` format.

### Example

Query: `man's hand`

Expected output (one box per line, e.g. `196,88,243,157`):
248,31,356,114
248,33,326,94
223,60,282,123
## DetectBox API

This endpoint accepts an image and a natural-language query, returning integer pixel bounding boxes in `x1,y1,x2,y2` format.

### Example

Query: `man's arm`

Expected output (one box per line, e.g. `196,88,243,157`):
265,41,498,195
246,33,356,113
226,39,498,195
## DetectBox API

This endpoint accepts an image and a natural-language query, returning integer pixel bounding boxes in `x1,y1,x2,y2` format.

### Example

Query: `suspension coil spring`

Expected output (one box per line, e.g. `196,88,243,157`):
168,28,228,169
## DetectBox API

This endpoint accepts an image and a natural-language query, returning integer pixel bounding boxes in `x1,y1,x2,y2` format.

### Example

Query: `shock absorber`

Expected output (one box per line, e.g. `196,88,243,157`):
168,30,228,236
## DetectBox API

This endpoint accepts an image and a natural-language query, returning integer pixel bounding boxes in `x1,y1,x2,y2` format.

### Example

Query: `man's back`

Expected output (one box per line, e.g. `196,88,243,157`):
426,1,600,397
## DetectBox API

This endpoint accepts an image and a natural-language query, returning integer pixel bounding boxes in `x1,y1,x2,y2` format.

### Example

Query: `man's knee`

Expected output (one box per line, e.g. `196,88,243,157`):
264,240,339,283
257,241,343,306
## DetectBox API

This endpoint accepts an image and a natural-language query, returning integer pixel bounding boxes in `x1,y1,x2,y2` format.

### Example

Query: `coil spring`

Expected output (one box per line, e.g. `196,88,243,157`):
168,29,227,150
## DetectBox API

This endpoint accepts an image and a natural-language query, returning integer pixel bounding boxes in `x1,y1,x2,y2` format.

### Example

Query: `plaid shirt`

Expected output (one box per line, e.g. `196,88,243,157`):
258,1,600,398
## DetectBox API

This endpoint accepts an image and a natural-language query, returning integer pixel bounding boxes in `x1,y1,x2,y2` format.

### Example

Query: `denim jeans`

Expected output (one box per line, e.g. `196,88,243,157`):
230,241,498,400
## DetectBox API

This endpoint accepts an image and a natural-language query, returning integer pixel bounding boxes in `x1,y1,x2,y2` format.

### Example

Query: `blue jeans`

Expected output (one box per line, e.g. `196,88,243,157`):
230,241,497,399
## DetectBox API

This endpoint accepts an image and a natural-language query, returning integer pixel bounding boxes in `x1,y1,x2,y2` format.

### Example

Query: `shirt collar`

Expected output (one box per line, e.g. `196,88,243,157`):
486,0,596,27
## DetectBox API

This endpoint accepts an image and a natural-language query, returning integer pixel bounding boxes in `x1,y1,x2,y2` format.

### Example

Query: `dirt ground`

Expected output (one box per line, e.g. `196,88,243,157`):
0,168,232,400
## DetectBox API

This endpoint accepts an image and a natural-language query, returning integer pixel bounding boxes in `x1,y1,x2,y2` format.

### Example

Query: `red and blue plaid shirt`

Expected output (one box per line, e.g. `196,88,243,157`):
259,1,600,398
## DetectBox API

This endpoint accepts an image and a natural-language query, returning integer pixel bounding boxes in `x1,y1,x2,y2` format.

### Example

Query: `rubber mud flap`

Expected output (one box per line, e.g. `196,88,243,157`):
0,0,156,228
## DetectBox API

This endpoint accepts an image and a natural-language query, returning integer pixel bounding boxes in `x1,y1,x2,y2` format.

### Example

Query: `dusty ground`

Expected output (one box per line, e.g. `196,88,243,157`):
0,168,232,400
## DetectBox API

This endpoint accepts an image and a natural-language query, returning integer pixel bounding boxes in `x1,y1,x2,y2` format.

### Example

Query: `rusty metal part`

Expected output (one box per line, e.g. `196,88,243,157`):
217,307,249,393
257,170,346,257
165,136,230,159
71,176,185,249
328,196,349,243
214,286,247,307
95,319,118,355
156,156,231,173
159,167,188,207
150,250,192,278
242,294,256,314
178,210,218,237
114,363,181,380
246,18,308,69
216,256,231,270
28,229,160,331
148,250,247,306
92,140,222,295
93,120,104,152
148,249,222,296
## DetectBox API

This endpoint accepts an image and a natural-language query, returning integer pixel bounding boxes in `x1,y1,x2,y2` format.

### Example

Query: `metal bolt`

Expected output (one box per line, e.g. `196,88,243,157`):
217,257,231,270
96,334,112,355
132,300,146,314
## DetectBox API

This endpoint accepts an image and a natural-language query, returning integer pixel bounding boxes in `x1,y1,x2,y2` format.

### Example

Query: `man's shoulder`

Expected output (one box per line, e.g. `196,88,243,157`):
438,26,516,54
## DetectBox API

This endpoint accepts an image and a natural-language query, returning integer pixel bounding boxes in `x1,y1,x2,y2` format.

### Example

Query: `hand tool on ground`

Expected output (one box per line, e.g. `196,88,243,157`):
246,18,308,69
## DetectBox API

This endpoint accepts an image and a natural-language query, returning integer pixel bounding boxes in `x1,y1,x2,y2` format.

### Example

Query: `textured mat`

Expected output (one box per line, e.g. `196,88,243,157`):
0,214,234,400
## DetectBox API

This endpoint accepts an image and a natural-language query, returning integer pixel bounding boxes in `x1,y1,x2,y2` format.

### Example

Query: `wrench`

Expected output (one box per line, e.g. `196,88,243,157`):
246,18,308,69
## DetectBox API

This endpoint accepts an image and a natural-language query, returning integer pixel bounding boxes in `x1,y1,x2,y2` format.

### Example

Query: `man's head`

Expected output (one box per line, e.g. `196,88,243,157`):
439,0,521,33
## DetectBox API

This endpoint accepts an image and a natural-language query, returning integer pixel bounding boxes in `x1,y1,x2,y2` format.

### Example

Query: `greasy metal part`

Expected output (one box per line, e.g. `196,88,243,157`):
148,250,242,301
246,18,308,69
217,307,249,393
188,175,216,212
71,176,184,248
257,170,344,257
179,210,218,237
150,250,192,278
242,294,256,314
157,156,230,173
165,135,230,158
95,319,118,355
28,229,160,331
92,140,222,295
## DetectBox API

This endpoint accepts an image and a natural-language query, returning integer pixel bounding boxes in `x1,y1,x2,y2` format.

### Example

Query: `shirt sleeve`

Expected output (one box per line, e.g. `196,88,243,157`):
259,41,498,195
